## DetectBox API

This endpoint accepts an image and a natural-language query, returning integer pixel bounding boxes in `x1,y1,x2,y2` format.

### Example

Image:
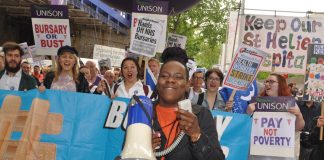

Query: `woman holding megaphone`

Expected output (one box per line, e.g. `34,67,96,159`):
151,47,225,160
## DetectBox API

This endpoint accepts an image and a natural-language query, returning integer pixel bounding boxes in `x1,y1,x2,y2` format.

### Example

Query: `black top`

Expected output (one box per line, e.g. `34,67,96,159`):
152,103,225,160
297,100,321,131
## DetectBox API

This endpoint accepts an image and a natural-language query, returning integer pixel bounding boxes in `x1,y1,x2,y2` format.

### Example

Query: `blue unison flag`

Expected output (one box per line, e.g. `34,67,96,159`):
145,65,157,91
219,79,258,114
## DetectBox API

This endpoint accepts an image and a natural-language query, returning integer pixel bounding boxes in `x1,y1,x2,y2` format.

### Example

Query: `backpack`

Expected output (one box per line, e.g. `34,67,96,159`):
113,83,149,96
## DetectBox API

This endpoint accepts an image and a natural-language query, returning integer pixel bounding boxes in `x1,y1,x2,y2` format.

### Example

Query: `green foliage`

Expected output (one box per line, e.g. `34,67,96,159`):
167,0,237,68
256,71,270,80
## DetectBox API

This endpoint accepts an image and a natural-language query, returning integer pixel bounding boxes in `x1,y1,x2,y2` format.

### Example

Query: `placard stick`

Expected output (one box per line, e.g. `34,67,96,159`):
51,55,56,70
138,56,144,67
226,90,236,111
320,102,324,140
143,57,149,85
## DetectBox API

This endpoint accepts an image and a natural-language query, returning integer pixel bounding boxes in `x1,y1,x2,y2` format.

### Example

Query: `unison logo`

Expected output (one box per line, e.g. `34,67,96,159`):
36,9,64,17
137,5,163,13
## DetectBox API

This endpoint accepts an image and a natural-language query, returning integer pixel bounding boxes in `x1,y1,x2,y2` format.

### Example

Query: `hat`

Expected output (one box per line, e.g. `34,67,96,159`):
57,45,78,56
98,58,111,68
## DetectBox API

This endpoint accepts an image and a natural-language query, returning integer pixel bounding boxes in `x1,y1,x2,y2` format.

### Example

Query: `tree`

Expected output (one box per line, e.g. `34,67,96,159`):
167,0,238,68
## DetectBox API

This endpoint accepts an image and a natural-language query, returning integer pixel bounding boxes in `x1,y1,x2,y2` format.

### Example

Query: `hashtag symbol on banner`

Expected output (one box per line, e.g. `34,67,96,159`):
0,95,63,160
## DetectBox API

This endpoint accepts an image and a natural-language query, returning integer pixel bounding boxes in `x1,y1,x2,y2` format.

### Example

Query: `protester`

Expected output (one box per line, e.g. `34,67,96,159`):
308,115,324,160
148,57,160,80
21,61,31,75
114,67,122,83
32,65,44,83
298,100,320,160
103,70,115,89
0,42,37,91
0,51,5,71
247,73,305,160
85,60,102,86
191,68,234,111
188,70,205,100
40,45,89,93
107,57,152,98
79,66,91,83
288,82,298,97
152,47,224,160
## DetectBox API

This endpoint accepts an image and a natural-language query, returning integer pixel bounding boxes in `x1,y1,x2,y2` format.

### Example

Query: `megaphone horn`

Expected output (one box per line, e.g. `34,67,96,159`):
120,95,156,160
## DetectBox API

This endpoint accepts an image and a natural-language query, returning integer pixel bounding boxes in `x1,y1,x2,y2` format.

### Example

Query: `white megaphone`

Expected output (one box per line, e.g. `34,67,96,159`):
119,95,156,160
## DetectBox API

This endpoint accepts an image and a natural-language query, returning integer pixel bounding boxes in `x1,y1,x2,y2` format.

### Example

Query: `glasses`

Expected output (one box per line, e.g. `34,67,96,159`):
263,80,278,85
207,77,220,82
192,77,204,80
159,73,185,81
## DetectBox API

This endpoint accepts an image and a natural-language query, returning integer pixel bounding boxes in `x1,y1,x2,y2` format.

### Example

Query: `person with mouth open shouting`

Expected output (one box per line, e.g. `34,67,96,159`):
39,45,90,93
247,73,305,160
106,57,152,99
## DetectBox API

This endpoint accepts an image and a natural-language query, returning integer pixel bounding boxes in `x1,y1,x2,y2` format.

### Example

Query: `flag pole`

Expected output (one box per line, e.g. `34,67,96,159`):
320,102,324,140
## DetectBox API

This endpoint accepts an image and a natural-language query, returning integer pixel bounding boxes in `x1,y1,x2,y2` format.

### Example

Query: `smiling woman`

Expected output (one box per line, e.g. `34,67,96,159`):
40,45,90,93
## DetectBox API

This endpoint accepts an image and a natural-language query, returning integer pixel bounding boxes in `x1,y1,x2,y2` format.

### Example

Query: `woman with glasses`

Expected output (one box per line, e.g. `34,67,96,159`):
152,47,224,160
191,68,233,111
247,73,305,160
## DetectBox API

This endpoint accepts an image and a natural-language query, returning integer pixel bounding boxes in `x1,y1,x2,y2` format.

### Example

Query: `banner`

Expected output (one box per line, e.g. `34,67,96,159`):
303,44,324,102
223,44,266,90
0,90,252,160
130,0,168,56
250,97,296,158
0,89,111,160
212,111,252,160
166,33,187,49
93,44,125,67
31,5,71,55
240,14,324,74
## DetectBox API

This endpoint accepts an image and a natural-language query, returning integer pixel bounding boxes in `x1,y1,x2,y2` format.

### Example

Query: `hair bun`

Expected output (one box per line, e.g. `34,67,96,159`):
161,47,188,64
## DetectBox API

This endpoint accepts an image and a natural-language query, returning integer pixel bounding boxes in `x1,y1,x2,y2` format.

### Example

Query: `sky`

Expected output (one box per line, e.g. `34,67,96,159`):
241,0,324,17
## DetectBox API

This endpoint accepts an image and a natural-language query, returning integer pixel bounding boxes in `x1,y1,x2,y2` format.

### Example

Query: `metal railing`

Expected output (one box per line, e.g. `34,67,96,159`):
67,0,127,34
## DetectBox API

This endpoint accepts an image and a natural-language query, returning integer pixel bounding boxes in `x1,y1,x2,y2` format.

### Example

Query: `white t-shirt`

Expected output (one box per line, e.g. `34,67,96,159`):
188,87,205,100
0,69,22,91
114,80,152,98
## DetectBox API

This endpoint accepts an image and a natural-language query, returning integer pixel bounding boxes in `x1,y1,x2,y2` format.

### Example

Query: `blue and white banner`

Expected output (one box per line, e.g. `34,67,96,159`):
0,90,251,160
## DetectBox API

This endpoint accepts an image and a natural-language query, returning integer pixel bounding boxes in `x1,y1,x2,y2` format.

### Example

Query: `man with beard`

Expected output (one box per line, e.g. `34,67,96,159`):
0,42,37,91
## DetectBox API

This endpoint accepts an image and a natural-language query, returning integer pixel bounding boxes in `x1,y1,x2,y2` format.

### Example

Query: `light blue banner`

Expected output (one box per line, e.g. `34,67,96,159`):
211,111,252,160
0,90,251,160
0,89,112,160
